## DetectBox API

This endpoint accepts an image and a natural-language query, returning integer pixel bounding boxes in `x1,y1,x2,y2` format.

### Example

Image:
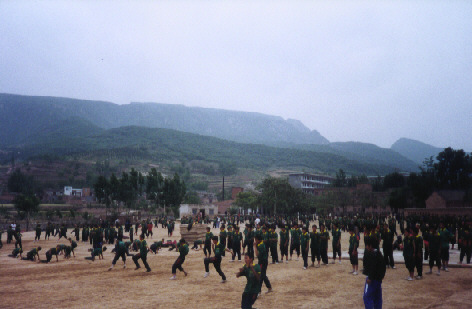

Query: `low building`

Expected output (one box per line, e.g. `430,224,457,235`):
289,173,334,194
231,187,244,200
179,204,218,218
425,190,470,209
405,190,472,216
214,200,234,215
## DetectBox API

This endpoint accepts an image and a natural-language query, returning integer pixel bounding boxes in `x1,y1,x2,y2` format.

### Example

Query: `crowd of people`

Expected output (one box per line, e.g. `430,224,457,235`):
1,213,471,309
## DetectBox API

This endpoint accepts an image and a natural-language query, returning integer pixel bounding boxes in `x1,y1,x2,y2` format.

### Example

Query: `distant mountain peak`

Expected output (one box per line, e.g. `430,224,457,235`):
391,138,443,164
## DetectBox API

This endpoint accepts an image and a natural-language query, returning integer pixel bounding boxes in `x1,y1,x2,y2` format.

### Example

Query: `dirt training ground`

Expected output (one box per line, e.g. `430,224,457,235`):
1,223,471,309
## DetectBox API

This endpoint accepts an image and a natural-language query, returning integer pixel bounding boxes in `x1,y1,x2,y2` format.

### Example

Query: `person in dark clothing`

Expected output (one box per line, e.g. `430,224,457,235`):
381,225,395,269
203,236,230,283
108,239,127,271
132,234,151,272
363,237,386,309
170,239,189,280
413,228,423,279
425,226,442,276
254,235,272,294
236,253,261,309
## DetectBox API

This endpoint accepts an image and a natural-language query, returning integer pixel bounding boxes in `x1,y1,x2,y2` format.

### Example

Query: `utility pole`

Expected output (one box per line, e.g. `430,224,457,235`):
222,176,225,201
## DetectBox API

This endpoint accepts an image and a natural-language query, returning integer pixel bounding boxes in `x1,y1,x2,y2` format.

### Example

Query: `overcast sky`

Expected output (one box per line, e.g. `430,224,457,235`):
1,1,471,150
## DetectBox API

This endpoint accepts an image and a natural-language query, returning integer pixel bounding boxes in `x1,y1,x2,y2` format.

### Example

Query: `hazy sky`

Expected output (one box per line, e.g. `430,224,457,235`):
1,1,471,150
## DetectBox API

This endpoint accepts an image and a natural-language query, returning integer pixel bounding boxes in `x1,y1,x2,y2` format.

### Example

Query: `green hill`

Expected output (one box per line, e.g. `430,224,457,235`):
391,138,443,164
4,126,405,176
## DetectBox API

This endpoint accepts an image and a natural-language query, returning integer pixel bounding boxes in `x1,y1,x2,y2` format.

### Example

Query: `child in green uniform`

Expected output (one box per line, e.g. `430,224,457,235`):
254,235,272,293
129,226,134,243
203,236,230,283
219,225,227,256
190,239,203,250
150,239,164,254
34,224,41,242
89,246,106,261
439,222,453,272
301,227,310,269
269,226,279,264
131,239,140,252
45,246,59,262
108,239,127,270
132,234,151,272
381,224,395,269
231,226,243,262
413,228,423,279
14,231,22,249
280,226,289,263
170,239,189,280
72,225,80,241
68,238,78,257
204,227,213,258
331,223,342,264
236,253,261,309
310,225,321,267
319,224,330,265
425,226,441,276
246,225,255,257
290,224,301,261
227,225,234,251
57,244,67,257
64,245,72,259
23,247,41,262
45,223,52,240
348,228,359,275
11,247,23,258
403,229,415,281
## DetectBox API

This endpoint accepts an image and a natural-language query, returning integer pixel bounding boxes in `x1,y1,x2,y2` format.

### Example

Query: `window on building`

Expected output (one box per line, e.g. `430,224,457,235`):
192,208,198,214
209,209,214,215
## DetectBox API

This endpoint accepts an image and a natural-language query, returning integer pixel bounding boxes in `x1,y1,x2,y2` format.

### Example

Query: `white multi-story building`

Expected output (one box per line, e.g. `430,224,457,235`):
288,173,334,194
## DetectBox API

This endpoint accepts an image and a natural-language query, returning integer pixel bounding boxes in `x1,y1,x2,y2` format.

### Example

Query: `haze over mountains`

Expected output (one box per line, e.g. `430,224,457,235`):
0,93,448,175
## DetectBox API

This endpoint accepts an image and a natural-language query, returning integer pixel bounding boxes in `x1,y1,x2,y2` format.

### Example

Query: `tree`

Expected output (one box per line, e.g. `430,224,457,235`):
256,177,303,215
334,169,347,187
388,188,408,211
7,168,36,195
109,173,120,206
372,175,384,192
146,168,164,209
233,191,258,214
119,171,138,212
383,172,405,189
94,175,110,206
13,194,40,231
163,173,186,209
333,189,352,214
434,147,471,190
183,191,201,204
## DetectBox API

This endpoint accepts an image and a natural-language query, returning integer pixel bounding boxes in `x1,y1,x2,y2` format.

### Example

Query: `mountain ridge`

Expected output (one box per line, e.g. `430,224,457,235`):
0,93,448,175
0,93,329,146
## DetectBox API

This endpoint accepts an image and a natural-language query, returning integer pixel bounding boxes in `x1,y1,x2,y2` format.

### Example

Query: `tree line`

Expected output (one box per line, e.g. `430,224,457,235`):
94,168,186,215
234,148,472,214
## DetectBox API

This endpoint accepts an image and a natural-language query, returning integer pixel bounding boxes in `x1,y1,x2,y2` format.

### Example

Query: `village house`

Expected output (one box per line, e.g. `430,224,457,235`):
405,190,472,216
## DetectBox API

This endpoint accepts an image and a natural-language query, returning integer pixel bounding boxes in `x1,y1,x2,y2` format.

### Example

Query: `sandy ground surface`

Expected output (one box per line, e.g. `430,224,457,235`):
1,223,471,309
